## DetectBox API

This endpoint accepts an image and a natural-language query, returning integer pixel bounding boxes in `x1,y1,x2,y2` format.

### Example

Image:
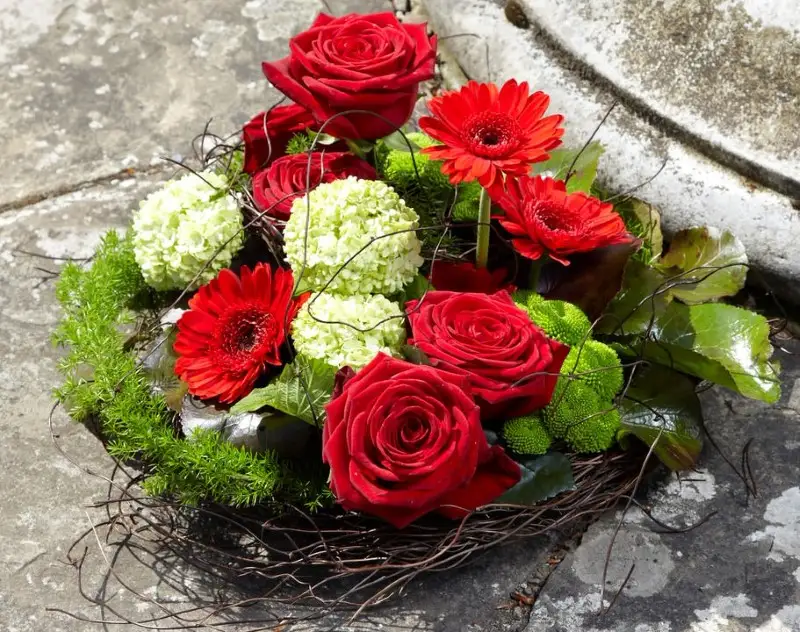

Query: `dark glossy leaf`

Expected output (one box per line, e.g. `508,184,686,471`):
531,142,604,193
401,345,431,366
484,429,499,446
619,364,702,470
398,274,434,305
627,302,781,403
595,259,672,336
657,227,748,304
231,356,337,424
540,241,641,321
494,452,575,506
381,130,421,153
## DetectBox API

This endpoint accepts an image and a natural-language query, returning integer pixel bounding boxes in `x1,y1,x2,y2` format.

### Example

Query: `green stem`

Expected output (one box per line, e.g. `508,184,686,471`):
475,187,491,269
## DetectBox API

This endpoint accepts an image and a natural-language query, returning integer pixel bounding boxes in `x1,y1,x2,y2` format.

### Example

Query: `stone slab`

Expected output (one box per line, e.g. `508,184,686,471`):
526,339,800,632
0,0,392,211
0,175,554,631
419,0,800,304
517,0,800,194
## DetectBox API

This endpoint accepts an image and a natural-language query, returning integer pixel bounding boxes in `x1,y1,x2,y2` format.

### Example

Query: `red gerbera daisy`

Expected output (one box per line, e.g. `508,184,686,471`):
493,175,634,266
419,80,564,196
174,263,309,404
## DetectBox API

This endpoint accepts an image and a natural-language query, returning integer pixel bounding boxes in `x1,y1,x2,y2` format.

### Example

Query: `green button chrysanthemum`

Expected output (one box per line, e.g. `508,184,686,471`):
291,293,406,370
132,171,244,291
284,177,423,295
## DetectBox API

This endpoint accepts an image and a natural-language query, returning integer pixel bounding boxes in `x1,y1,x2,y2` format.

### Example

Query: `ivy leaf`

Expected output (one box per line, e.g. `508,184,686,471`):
531,142,604,193
380,131,421,153
628,302,781,403
657,227,748,304
615,197,664,263
595,259,672,336
231,356,337,425
494,452,575,506
618,364,703,470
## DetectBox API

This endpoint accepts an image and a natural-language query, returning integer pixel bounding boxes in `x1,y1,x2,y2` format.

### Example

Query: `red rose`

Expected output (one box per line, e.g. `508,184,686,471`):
492,176,634,265
429,261,516,294
252,152,377,221
323,354,521,529
262,12,437,140
242,104,317,175
406,291,569,418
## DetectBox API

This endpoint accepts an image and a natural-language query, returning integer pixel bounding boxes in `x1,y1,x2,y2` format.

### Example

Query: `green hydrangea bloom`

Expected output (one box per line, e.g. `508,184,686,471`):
291,293,406,369
517,293,592,346
561,340,624,401
132,171,243,291
284,177,424,295
502,414,552,455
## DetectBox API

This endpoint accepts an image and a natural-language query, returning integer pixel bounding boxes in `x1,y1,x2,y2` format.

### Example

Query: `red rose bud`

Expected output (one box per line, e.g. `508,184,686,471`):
406,290,569,419
242,104,317,175
429,261,515,294
492,175,634,265
322,353,521,529
262,12,437,140
252,152,376,221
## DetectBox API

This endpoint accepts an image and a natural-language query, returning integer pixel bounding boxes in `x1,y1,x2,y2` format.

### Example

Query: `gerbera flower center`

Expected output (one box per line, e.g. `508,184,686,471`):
530,200,583,234
462,111,522,159
216,306,279,367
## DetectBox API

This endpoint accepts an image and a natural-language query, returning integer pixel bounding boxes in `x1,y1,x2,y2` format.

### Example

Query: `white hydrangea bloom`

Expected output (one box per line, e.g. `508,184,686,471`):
132,171,244,291
284,177,424,295
292,293,406,370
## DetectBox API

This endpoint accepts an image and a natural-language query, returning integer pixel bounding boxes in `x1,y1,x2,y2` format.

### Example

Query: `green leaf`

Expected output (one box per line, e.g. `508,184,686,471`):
596,259,672,336
494,452,575,506
231,356,337,425
398,273,434,305
656,227,748,304
401,344,431,366
309,131,340,147
629,302,780,403
380,131,421,153
531,142,604,193
615,198,663,263
618,364,703,470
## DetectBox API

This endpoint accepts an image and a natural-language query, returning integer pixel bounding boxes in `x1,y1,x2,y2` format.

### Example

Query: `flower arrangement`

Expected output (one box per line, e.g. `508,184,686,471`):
53,10,782,618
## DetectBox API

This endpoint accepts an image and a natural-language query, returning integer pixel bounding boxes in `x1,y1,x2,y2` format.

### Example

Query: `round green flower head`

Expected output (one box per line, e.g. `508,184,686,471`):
284,177,423,295
292,293,406,369
132,171,243,291
503,414,552,455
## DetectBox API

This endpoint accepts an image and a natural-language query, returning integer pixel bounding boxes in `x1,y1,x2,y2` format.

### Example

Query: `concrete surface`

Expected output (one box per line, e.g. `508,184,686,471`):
419,0,800,303
527,343,800,631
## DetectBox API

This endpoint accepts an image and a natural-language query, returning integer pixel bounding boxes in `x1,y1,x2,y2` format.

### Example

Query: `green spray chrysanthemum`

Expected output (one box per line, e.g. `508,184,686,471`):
292,293,406,369
132,171,243,291
284,177,423,295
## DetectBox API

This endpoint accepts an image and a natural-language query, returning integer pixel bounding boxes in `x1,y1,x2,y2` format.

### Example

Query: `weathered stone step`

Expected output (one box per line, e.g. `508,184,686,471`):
420,0,800,303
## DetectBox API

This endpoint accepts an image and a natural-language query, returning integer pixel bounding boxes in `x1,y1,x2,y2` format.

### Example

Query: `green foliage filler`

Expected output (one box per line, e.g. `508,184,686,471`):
502,414,552,455
515,291,592,347
516,293,624,453
377,131,481,223
53,231,327,508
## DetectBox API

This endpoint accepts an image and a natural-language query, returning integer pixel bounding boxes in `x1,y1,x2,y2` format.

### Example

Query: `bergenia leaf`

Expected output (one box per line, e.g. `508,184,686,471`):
627,302,781,403
494,452,575,506
618,363,703,470
231,356,337,425
657,226,748,304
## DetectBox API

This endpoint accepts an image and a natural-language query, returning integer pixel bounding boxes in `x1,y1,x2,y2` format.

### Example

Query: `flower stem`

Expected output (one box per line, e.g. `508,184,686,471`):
475,187,491,269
